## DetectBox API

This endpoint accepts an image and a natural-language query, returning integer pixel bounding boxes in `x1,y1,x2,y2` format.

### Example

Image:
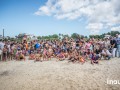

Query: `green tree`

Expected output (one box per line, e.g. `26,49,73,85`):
37,36,42,40
71,33,80,39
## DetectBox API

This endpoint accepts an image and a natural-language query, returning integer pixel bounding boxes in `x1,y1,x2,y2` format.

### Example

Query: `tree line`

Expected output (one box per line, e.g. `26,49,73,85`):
1,31,120,41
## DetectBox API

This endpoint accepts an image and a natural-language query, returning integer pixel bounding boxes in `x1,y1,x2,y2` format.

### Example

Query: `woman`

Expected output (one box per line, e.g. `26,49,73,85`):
2,45,7,61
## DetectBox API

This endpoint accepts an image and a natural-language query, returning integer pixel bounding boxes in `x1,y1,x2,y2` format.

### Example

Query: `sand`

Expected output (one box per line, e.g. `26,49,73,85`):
0,58,120,90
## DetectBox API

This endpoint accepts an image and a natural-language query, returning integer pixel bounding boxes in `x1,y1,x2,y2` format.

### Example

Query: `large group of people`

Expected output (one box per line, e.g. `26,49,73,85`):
0,34,120,65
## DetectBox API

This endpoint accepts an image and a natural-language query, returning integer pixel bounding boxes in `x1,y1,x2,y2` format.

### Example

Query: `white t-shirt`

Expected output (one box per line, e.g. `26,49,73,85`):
7,45,11,52
104,40,110,48
0,42,5,49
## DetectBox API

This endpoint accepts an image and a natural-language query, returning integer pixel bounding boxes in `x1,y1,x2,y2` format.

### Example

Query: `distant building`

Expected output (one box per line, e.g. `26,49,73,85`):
22,33,37,41
104,35,111,39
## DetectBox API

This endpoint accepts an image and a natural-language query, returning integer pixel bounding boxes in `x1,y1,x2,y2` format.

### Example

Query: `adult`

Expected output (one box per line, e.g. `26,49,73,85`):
116,34,120,58
0,41,5,49
101,47,112,60
110,37,117,57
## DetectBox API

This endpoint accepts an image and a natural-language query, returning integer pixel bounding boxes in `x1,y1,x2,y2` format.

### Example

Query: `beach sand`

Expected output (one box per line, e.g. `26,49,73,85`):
0,58,120,90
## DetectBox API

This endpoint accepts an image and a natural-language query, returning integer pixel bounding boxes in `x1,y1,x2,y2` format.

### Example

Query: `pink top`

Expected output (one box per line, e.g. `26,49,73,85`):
85,43,91,50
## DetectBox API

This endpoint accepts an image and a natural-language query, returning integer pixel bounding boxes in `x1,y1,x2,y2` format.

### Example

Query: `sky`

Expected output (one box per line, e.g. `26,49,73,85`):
0,0,120,37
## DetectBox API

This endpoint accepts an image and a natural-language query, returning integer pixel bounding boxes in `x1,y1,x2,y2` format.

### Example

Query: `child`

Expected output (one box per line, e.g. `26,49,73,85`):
22,48,26,56
48,46,53,56
74,50,79,62
34,52,42,62
79,55,85,64
91,52,99,65
57,51,65,61
43,47,48,60
68,51,74,61
47,47,52,60
15,49,21,60
64,50,68,58
68,49,78,63
94,48,101,60
29,51,35,60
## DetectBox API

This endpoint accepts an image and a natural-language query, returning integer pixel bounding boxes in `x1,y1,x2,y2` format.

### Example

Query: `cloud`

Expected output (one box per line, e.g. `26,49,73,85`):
35,6,51,16
35,0,120,34
111,26,120,31
86,23,103,34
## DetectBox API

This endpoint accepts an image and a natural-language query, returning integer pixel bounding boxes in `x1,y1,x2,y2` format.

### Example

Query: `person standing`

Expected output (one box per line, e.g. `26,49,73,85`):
110,37,117,57
0,47,2,61
116,34,120,58
0,41,5,50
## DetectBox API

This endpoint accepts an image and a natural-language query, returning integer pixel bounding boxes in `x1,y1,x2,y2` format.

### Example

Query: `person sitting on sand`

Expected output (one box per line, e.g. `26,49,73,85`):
68,51,74,61
47,47,52,60
29,51,35,60
91,52,99,65
86,49,92,60
19,51,26,61
16,48,25,61
79,55,85,64
29,46,34,54
57,51,65,61
34,52,42,62
94,47,101,60
15,48,21,60
43,47,48,60
64,50,68,58
101,47,112,60
74,49,79,61
22,48,26,56
68,49,79,63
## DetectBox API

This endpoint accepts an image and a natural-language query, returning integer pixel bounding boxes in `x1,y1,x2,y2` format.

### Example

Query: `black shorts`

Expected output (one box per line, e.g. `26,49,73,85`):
3,52,7,57
20,56,23,59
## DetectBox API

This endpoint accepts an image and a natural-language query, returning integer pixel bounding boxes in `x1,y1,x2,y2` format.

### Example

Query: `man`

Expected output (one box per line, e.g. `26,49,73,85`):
0,41,5,49
110,37,117,57
116,34,120,58
101,47,112,60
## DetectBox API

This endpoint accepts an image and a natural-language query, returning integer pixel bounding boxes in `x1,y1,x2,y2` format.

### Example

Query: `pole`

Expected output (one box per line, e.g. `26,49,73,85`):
3,29,4,40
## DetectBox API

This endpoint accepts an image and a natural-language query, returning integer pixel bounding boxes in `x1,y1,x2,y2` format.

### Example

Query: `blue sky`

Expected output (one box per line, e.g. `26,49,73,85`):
0,0,119,37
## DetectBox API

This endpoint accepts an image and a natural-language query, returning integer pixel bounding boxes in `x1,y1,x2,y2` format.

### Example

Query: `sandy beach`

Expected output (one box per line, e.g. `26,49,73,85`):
0,58,120,90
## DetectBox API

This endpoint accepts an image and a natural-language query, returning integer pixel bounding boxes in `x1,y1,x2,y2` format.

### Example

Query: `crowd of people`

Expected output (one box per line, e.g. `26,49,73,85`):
0,34,120,65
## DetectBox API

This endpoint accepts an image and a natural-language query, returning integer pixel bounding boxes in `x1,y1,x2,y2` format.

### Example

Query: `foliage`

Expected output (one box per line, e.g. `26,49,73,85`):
89,31,120,39
2,31,120,41
71,33,80,39
37,34,59,40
